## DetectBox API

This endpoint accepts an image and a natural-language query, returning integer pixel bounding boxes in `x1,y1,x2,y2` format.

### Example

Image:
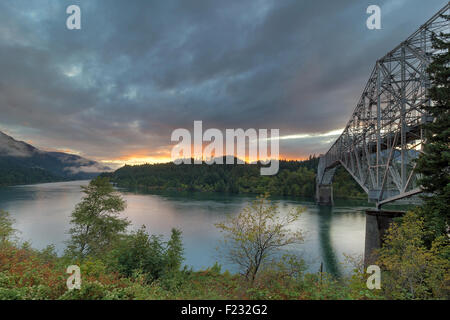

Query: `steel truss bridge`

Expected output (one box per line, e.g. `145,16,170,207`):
316,3,449,209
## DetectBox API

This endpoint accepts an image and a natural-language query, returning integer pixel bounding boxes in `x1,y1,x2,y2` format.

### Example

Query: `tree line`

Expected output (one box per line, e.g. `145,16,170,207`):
104,156,366,199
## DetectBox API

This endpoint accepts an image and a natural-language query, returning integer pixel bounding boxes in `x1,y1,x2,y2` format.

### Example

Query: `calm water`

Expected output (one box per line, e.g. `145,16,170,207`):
0,180,373,276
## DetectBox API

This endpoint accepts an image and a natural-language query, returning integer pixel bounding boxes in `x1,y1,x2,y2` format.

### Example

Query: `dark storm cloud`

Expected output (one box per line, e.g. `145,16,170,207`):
0,0,447,160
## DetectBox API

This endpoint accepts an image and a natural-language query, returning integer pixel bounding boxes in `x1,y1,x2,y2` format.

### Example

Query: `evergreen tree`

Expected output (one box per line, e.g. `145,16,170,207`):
165,228,184,274
415,17,450,244
66,177,129,258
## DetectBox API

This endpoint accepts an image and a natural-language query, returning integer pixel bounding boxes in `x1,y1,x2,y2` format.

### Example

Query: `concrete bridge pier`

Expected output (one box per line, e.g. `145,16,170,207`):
364,210,405,267
316,184,333,205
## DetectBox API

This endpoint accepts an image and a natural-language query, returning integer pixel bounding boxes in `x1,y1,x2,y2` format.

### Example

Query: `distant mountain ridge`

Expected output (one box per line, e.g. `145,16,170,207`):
0,130,110,186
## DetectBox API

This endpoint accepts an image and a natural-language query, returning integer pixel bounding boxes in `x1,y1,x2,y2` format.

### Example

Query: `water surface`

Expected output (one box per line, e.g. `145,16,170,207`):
0,180,372,276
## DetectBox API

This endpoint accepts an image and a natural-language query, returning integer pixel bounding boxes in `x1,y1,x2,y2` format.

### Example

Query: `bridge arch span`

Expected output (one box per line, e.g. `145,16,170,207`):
316,4,449,209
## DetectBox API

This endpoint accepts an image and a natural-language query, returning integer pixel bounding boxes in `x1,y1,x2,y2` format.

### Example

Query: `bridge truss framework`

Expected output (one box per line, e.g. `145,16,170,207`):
316,3,449,209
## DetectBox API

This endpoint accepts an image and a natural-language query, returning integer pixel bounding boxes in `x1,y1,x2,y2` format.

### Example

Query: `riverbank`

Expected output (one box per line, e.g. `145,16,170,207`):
0,242,380,300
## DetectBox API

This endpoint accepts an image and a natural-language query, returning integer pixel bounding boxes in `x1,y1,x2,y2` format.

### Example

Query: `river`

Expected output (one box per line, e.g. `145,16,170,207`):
0,180,374,277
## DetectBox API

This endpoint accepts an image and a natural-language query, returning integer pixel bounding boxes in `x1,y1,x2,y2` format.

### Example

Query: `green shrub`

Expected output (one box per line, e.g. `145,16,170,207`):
107,226,185,283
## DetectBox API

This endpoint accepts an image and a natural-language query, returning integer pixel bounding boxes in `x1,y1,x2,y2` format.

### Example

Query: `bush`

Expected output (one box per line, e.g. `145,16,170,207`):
376,211,450,299
107,226,185,283
0,210,17,245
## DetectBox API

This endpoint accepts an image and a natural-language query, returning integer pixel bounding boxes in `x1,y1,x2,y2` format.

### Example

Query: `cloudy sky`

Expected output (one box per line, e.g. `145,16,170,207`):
0,0,446,166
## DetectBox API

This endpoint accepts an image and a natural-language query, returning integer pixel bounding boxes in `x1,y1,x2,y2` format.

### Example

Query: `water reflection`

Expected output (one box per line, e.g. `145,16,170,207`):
317,205,341,277
0,181,370,276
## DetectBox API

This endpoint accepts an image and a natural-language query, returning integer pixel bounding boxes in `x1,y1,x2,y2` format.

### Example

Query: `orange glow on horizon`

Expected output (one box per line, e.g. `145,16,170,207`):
100,153,309,167
101,156,173,166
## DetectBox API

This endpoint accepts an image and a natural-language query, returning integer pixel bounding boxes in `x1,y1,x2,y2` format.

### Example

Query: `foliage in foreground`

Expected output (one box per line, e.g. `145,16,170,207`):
0,241,382,300
0,210,16,245
215,194,304,283
106,226,185,283
376,211,450,299
0,208,448,300
66,177,129,259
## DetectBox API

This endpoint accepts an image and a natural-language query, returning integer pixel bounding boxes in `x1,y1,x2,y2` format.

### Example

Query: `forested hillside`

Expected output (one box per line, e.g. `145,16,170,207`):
0,158,64,186
0,131,109,186
105,156,366,199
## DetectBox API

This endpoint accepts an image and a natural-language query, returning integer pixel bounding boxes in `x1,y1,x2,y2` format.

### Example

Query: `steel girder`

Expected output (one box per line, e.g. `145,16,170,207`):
317,4,449,208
